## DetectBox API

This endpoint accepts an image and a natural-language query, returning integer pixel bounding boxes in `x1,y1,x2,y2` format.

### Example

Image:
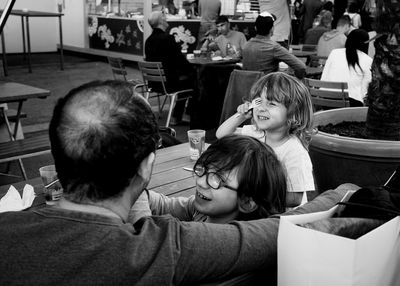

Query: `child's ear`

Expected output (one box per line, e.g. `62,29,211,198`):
238,196,258,213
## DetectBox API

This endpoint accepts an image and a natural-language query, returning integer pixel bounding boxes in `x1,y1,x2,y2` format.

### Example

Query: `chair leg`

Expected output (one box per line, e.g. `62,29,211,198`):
18,158,28,180
165,94,177,128
160,95,169,113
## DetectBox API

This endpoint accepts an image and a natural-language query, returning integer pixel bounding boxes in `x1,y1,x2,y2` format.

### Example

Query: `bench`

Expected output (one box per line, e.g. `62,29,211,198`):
0,133,51,164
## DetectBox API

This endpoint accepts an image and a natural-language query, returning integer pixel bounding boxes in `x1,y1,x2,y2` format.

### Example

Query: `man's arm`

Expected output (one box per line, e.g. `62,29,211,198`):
275,45,306,79
170,184,357,284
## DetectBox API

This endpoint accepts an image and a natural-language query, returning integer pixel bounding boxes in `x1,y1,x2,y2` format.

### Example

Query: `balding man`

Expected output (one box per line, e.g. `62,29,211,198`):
0,79,354,284
145,11,194,125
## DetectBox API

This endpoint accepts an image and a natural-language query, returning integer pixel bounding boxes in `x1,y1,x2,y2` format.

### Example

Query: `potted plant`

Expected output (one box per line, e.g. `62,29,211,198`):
310,0,400,191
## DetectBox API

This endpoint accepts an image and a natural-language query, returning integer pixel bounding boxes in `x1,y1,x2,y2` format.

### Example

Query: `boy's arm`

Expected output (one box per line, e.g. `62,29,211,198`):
148,190,197,221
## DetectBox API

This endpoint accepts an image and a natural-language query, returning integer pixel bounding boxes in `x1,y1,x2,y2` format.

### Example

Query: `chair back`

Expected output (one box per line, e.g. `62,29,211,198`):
107,56,128,81
302,44,317,52
138,61,168,94
305,78,349,110
219,69,264,124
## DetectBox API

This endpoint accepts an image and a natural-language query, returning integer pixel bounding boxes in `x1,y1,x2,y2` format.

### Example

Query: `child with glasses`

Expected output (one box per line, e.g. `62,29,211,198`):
216,72,315,208
129,135,287,223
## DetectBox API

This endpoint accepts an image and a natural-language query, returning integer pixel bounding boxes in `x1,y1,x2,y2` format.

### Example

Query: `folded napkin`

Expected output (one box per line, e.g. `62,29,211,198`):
0,184,35,213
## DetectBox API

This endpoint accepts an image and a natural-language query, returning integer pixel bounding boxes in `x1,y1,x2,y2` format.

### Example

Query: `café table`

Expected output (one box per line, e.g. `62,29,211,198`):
0,81,51,140
187,56,241,131
0,143,197,210
0,81,51,179
0,9,64,75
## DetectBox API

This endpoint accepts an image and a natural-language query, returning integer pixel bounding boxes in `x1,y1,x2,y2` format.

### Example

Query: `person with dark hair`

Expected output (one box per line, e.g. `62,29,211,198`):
0,79,355,284
321,29,372,106
317,14,351,57
344,1,362,28
332,0,348,28
145,11,194,125
133,135,287,223
201,15,247,58
304,10,333,45
242,12,306,79
258,0,292,47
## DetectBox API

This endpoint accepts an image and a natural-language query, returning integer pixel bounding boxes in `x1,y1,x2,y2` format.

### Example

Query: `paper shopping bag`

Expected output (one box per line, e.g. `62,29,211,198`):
278,205,400,286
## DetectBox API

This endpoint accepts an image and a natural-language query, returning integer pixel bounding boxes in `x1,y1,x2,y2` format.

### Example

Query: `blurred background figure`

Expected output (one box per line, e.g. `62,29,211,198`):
197,0,221,49
259,0,291,48
297,0,324,43
304,10,333,45
321,29,372,106
344,2,362,29
317,15,351,57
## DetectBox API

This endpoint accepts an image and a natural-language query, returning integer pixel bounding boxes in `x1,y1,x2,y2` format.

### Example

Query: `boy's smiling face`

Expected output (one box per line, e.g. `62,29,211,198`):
193,168,239,223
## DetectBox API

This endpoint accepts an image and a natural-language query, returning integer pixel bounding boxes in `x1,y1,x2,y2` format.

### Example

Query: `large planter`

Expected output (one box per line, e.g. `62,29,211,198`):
310,107,400,191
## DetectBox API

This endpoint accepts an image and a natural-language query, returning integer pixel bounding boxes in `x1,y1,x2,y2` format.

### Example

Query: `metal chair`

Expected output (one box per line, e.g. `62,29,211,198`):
304,78,349,111
107,56,141,84
135,61,192,127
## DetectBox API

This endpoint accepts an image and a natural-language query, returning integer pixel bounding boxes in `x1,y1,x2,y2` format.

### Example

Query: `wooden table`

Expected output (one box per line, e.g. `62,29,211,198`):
1,10,64,75
0,81,50,140
0,143,197,208
188,56,240,66
0,81,51,179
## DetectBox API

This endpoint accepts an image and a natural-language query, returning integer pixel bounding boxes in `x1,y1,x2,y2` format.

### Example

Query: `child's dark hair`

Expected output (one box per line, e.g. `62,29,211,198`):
194,135,287,219
249,72,315,149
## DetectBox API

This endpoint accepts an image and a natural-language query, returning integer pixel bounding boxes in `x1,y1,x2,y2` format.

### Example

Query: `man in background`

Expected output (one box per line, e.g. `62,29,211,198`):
242,12,306,79
145,11,193,125
317,15,351,57
259,0,291,48
304,10,333,45
201,15,247,58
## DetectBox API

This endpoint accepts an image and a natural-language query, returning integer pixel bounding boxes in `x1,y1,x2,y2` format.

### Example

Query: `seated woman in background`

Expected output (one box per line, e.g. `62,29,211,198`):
129,135,287,223
321,29,372,106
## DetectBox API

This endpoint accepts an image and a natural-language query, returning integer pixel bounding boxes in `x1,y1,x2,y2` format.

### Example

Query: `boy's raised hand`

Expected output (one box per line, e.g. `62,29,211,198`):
237,102,253,119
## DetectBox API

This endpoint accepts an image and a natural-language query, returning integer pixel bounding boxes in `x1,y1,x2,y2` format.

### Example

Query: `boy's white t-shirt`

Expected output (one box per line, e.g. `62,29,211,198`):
241,125,315,204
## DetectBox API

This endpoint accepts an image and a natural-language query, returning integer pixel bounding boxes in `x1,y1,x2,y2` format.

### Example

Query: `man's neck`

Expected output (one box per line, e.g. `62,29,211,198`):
56,185,141,223
56,198,129,222
257,34,271,40
156,25,166,32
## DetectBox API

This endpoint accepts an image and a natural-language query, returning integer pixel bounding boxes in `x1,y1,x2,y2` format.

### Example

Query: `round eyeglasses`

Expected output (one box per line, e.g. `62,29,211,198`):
193,165,237,191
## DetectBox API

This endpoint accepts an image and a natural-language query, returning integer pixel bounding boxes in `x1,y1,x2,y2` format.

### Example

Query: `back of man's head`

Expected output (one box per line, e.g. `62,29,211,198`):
49,80,159,202
148,11,163,28
337,15,351,33
337,15,351,28
255,12,276,36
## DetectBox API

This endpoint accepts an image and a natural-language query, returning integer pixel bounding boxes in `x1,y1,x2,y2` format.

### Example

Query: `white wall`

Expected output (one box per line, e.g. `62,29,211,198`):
62,0,86,49
0,0,85,53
